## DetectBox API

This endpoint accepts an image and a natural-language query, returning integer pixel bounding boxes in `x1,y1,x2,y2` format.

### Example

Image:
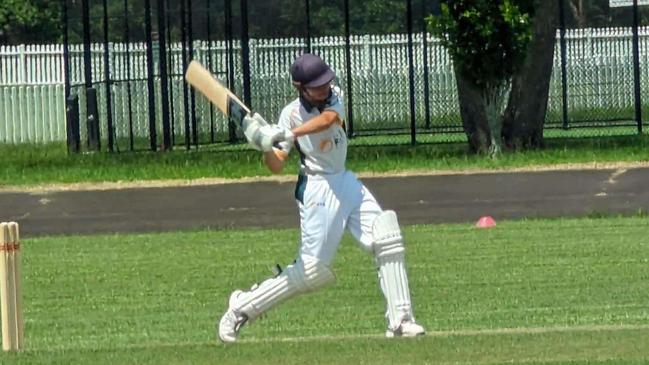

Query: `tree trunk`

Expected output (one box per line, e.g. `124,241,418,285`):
456,72,491,154
502,0,559,150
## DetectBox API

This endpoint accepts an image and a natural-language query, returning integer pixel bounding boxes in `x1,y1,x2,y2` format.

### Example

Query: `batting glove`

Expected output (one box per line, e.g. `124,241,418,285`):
242,113,270,151
258,125,294,152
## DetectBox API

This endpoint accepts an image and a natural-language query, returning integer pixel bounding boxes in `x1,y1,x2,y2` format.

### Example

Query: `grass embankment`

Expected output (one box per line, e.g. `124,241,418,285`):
1,134,648,188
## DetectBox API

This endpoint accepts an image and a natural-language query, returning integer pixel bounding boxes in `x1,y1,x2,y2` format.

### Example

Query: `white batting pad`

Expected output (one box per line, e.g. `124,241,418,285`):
232,256,335,321
372,210,414,330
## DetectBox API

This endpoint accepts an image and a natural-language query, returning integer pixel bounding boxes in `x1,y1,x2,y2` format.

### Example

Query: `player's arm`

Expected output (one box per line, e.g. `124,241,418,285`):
262,109,340,174
264,148,288,174
290,110,340,137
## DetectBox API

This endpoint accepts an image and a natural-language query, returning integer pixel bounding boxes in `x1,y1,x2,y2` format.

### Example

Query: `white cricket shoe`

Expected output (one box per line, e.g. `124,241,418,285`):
218,290,248,343
385,320,426,338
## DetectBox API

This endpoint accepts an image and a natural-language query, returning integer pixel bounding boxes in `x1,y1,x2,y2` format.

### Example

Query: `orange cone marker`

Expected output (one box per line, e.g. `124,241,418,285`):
475,216,497,228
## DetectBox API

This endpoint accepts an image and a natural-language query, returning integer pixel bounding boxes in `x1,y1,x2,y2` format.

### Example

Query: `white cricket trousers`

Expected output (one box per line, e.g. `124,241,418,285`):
295,170,382,265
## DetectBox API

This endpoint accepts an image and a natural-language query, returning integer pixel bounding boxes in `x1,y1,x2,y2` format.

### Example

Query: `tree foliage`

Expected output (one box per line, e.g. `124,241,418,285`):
2,0,649,45
430,1,533,91
248,0,410,38
0,0,60,44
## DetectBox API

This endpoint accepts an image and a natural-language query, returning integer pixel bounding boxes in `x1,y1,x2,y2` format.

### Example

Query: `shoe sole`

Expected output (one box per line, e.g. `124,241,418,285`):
385,330,426,338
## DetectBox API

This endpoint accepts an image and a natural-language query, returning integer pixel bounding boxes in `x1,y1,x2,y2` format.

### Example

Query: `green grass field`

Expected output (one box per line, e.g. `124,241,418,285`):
2,216,648,364
1,134,649,187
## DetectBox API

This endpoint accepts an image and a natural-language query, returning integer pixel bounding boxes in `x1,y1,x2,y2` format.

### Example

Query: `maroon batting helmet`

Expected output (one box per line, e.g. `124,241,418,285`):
290,53,335,88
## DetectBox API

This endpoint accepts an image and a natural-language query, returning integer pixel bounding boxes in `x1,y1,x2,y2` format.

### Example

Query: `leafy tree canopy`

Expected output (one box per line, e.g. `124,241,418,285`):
428,0,533,89
2,0,649,45
0,0,60,44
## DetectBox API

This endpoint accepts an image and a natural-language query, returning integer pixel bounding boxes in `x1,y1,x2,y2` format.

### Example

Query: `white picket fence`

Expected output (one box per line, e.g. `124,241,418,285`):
1,27,648,144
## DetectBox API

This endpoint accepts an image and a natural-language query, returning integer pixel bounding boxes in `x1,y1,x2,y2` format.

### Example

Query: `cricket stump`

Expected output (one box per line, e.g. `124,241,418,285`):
0,222,24,351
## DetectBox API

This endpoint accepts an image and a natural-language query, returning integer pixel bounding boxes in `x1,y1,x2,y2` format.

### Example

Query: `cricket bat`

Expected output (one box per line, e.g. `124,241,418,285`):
184,60,250,128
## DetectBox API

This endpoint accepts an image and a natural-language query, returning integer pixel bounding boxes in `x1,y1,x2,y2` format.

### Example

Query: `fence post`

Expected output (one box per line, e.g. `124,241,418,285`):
188,0,198,147
406,0,416,145
240,0,252,109
559,0,569,130
166,0,177,147
343,0,354,137
66,94,80,153
144,0,158,151
225,0,237,143
206,0,216,143
81,0,101,151
102,0,115,152
305,0,311,53
632,0,642,134
157,0,172,150
86,87,100,150
422,27,432,129
123,0,135,151
62,0,71,99
180,0,191,150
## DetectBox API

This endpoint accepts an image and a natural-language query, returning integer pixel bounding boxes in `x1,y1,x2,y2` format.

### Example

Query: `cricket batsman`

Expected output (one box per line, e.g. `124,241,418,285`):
218,53,425,342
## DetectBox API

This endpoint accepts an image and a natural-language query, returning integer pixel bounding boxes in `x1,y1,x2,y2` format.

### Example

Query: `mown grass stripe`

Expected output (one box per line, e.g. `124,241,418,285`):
239,323,649,344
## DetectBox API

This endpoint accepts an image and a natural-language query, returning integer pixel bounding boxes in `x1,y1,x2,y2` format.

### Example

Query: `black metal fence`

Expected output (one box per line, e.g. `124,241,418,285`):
551,0,647,136
63,0,238,152
61,0,649,153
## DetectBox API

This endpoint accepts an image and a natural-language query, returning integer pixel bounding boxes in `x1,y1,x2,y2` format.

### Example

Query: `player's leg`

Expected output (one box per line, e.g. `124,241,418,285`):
219,175,347,343
218,255,335,342
347,185,425,337
297,175,348,265
371,210,425,337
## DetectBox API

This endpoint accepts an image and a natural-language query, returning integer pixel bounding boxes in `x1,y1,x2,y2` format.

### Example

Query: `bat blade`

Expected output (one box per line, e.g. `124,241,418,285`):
184,60,250,128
